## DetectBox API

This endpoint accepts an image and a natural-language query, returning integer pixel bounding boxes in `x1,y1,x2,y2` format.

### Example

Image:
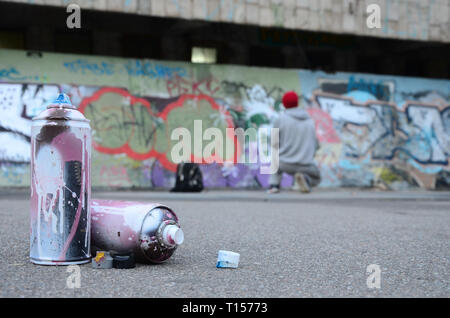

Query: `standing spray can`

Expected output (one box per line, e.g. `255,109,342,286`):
30,93,91,265
91,199,184,263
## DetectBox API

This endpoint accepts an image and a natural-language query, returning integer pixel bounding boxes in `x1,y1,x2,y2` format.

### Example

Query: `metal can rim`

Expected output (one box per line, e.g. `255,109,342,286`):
138,206,178,262
32,117,90,123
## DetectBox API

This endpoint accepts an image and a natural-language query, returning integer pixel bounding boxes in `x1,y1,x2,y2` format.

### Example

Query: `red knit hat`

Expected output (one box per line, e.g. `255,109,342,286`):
282,91,299,108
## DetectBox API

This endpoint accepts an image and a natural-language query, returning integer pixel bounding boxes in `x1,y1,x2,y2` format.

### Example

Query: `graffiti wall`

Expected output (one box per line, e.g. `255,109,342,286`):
0,49,448,189
299,71,450,189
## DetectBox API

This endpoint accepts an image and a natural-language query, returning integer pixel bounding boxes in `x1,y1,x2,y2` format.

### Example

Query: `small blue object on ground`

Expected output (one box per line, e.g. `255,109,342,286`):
216,250,240,269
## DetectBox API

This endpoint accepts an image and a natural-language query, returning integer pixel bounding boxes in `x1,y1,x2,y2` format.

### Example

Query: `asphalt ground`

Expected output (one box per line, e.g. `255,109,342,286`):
0,189,449,297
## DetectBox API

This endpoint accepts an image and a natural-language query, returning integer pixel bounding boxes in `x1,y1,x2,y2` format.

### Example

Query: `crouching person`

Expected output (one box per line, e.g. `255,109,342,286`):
268,91,321,194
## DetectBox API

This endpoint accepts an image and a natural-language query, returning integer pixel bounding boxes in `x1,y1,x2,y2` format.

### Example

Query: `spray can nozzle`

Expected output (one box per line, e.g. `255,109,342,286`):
162,224,184,246
47,93,76,109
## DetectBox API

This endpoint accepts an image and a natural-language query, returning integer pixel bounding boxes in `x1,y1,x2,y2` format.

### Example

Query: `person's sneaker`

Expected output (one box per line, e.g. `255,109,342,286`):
292,180,300,191
294,173,311,193
267,187,280,194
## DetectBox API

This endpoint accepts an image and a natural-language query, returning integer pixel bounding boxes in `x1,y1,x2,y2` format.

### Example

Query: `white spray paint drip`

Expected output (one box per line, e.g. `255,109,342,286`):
34,144,65,244
82,134,89,249
34,144,64,257
63,185,79,201
57,183,82,236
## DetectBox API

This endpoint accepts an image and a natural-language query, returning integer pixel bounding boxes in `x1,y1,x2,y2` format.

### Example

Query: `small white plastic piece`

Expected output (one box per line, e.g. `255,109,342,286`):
216,250,240,268
162,225,184,246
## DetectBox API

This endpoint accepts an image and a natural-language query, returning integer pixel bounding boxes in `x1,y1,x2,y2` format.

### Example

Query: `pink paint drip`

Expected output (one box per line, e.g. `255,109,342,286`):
51,131,83,162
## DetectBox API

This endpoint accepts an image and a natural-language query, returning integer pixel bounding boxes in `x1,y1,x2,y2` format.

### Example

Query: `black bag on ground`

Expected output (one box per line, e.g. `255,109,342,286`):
170,163,204,192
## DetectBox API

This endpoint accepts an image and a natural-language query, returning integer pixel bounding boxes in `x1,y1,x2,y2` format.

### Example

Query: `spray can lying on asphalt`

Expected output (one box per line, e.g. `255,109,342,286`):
30,94,91,265
91,199,184,263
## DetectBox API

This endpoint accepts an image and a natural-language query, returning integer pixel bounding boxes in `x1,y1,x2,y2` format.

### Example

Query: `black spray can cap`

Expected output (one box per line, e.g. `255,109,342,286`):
112,252,136,269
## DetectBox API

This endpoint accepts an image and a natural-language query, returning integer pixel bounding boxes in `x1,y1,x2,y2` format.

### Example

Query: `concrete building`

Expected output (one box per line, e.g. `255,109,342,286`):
0,0,449,190
3,0,449,42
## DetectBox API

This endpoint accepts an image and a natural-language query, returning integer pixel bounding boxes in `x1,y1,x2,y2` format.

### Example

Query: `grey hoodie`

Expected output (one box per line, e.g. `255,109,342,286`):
272,107,318,165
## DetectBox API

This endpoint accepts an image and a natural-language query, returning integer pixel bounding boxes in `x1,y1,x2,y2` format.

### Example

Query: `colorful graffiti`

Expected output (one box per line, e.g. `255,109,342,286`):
313,94,450,164
0,83,59,163
300,71,450,189
0,49,449,189
80,87,238,172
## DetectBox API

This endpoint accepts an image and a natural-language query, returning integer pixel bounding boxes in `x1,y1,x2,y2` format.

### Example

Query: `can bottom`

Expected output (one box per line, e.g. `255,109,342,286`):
30,257,91,266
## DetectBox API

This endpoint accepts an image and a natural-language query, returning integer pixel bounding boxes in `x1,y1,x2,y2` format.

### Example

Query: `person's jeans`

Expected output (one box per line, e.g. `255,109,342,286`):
269,162,321,188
